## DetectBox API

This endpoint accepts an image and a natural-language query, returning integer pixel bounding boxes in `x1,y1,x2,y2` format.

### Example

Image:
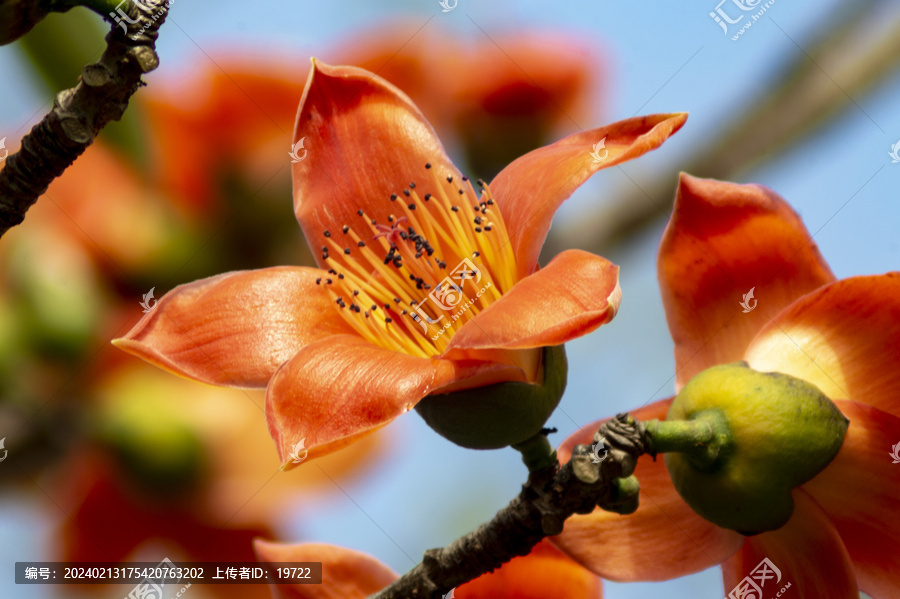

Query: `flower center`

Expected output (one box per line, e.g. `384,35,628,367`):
315,163,518,358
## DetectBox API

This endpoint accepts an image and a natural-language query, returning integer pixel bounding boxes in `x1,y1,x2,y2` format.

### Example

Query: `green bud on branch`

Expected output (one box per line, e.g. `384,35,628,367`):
658,362,849,534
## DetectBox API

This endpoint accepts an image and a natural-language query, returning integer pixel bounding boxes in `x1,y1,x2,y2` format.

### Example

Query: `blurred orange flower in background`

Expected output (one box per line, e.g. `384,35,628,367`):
550,175,900,598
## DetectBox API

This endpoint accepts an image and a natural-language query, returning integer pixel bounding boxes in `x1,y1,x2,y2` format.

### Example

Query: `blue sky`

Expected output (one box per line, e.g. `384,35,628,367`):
1,0,898,597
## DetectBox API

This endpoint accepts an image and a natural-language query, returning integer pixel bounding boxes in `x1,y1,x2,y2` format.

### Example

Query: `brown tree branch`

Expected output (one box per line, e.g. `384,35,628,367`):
0,0,169,237
370,414,650,599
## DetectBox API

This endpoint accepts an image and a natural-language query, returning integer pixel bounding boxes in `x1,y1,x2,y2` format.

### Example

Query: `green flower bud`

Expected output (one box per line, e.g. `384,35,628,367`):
662,361,848,535
415,345,567,449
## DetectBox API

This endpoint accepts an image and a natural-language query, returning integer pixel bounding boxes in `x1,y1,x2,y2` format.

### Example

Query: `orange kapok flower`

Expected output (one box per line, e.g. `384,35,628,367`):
254,539,603,598
114,60,686,466
551,174,900,597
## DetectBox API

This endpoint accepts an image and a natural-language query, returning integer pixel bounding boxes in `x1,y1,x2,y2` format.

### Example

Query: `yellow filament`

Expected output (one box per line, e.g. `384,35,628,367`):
316,164,518,357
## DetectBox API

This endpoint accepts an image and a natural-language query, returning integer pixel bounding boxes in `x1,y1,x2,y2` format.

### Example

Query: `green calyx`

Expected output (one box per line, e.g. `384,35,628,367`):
415,345,567,450
658,362,849,535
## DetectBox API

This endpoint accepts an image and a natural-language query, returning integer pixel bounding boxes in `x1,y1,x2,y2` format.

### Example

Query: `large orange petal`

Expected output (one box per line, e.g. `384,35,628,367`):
455,539,602,599
113,267,353,388
801,400,900,597
490,113,687,279
721,491,858,598
254,541,397,599
744,273,900,418
659,174,835,391
552,400,744,581
266,335,467,466
292,60,458,269
446,250,620,352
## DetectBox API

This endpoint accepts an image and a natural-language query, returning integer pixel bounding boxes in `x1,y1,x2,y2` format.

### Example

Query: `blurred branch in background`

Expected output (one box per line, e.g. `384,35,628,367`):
545,0,900,258
0,0,167,237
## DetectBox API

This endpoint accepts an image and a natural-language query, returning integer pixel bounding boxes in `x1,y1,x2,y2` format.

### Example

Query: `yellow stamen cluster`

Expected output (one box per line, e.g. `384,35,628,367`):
315,163,517,358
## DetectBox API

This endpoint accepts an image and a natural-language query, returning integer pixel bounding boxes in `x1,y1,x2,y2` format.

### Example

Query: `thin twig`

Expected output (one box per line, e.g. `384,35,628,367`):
369,414,648,599
0,0,169,237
